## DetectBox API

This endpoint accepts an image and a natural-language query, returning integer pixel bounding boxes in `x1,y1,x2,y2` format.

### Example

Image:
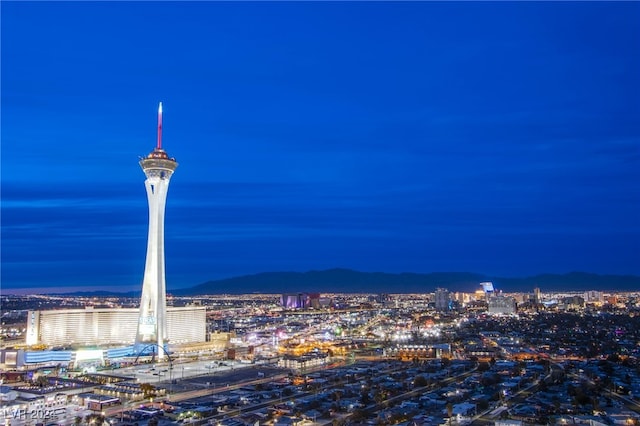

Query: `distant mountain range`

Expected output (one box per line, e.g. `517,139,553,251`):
168,268,640,296
43,269,639,296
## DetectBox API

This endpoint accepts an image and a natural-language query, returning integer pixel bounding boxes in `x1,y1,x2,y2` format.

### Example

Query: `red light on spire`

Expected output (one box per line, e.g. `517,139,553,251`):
157,102,163,149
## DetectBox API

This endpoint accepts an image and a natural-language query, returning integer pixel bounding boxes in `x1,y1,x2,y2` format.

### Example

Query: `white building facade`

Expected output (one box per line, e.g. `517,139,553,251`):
25,307,206,347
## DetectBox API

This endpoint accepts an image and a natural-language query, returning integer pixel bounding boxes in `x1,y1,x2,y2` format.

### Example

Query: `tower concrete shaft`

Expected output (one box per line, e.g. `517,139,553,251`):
135,103,177,360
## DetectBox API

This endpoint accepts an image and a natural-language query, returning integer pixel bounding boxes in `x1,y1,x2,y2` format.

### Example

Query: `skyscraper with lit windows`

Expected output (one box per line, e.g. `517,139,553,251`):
434,288,450,312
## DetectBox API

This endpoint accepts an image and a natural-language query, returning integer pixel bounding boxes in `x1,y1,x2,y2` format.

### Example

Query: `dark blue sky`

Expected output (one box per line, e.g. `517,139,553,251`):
2,1,639,293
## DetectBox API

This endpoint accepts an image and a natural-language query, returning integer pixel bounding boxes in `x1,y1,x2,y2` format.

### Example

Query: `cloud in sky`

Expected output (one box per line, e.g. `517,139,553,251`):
1,1,639,291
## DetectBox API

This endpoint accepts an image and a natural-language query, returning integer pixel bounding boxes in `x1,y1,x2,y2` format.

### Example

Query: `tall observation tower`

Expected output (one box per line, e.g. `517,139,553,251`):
135,102,178,360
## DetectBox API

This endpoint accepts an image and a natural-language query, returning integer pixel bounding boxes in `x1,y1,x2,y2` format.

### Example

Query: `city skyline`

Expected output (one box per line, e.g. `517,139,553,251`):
2,2,639,293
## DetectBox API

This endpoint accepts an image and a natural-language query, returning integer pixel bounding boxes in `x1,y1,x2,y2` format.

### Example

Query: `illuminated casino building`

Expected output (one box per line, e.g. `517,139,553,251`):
281,293,306,309
135,102,178,359
480,281,495,294
25,306,206,348
8,104,207,369
487,295,517,315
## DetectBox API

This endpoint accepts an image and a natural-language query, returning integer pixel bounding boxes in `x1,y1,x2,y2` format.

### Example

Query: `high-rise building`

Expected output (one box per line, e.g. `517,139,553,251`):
135,103,178,359
584,290,603,303
13,105,208,368
25,306,206,347
434,288,450,312
487,295,517,315
281,293,310,309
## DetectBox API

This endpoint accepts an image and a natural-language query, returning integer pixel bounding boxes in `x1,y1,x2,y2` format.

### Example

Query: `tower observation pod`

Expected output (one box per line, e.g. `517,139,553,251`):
135,102,177,360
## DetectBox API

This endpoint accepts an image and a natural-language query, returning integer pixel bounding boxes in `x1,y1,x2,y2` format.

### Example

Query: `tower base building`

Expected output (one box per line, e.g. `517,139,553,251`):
26,306,206,348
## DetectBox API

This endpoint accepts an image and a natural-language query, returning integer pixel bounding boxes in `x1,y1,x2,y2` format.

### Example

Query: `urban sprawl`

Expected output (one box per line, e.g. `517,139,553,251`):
1,287,639,426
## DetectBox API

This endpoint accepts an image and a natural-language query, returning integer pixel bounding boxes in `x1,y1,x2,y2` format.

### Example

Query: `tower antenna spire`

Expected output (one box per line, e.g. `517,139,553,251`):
157,102,163,149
